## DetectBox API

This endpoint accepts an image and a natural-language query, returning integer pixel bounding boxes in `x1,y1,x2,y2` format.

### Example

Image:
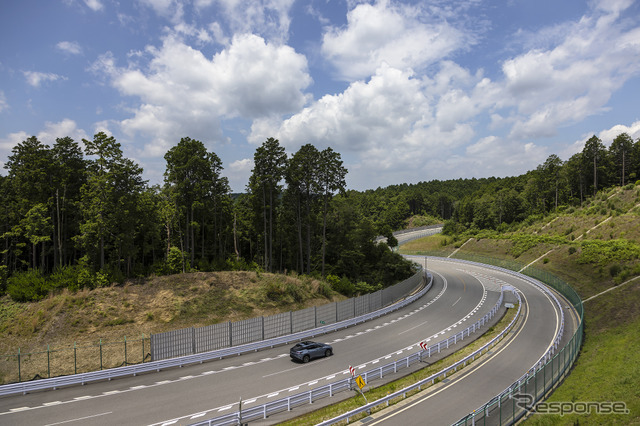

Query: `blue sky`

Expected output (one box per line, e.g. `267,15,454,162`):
1,0,640,192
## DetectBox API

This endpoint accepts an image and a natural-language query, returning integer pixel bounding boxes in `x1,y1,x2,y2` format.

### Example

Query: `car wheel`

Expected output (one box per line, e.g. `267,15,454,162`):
303,355,310,363
325,349,332,357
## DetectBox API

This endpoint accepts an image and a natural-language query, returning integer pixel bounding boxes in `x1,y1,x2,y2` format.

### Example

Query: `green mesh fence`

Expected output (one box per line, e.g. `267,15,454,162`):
0,335,150,384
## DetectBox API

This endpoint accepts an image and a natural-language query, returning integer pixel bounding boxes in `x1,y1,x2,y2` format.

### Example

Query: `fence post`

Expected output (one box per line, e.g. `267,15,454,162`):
141,333,145,363
18,348,21,382
290,311,293,335
124,336,128,366
100,339,103,370
229,321,233,347
47,344,51,378
314,306,317,328
192,327,196,355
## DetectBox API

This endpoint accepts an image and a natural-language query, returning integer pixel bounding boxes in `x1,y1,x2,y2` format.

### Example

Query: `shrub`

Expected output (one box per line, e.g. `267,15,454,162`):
166,246,189,274
326,274,355,296
609,264,622,277
7,269,49,302
568,246,576,255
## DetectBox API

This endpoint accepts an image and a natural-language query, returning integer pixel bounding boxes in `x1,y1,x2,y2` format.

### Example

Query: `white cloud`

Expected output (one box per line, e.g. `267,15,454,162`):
598,120,640,144
84,0,103,11
321,0,471,80
496,4,640,139
138,0,183,22
197,0,295,43
37,119,89,146
56,41,83,55
23,71,67,87
228,158,254,191
95,33,310,156
249,63,482,188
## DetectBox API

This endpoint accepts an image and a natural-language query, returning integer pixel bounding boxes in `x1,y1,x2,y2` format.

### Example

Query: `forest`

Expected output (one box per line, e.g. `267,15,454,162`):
1,131,639,302
0,133,414,301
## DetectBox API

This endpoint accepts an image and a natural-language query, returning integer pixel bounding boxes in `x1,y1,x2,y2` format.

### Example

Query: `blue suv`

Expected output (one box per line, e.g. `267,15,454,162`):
290,341,333,363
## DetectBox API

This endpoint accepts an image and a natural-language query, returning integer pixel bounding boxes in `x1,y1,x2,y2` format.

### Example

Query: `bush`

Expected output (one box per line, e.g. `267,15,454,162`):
609,264,622,277
166,246,189,274
326,274,355,296
7,269,49,302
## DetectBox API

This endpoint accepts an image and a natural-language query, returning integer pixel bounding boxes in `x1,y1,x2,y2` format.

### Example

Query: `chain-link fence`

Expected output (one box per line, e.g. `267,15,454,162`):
441,253,584,425
0,335,150,385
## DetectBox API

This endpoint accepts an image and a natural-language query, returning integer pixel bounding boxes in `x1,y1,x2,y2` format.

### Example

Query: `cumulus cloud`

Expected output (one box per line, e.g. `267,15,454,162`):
56,41,83,55
248,0,640,189
197,0,296,43
497,3,640,139
321,0,472,80
94,33,311,156
23,71,67,87
598,120,640,144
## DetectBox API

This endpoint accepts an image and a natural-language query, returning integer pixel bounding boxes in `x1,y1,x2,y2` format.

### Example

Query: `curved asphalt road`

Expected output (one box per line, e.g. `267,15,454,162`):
351,257,577,426
0,258,554,426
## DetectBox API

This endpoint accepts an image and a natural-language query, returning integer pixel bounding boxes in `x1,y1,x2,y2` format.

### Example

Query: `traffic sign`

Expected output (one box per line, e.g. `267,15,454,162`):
349,365,355,377
419,341,428,351
355,375,366,390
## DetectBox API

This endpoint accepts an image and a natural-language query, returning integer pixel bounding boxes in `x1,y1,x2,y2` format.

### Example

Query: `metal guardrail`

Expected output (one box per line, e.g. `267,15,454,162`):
311,289,523,426
191,282,507,425
0,268,427,397
451,260,583,425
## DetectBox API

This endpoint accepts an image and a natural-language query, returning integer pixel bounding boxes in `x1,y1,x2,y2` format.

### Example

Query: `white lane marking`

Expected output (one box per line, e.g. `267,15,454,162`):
309,380,318,386
267,392,279,398
103,390,120,395
452,296,461,307
44,412,112,426
244,398,257,404
288,386,300,392
218,405,233,411
73,396,91,401
190,412,206,419
44,401,62,406
10,407,30,412
398,319,430,335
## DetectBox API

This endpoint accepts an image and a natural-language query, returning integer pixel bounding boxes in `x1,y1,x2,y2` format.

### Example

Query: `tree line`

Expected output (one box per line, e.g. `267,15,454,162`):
341,133,640,233
0,133,414,301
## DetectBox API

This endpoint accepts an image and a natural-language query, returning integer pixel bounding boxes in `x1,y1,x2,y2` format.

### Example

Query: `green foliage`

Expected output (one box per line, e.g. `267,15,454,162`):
7,269,48,302
0,265,7,295
166,246,188,275
326,274,356,296
354,281,383,294
578,239,640,265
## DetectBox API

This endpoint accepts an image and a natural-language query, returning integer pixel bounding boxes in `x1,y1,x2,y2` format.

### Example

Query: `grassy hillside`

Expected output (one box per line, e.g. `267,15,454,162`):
0,271,343,383
400,184,640,424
